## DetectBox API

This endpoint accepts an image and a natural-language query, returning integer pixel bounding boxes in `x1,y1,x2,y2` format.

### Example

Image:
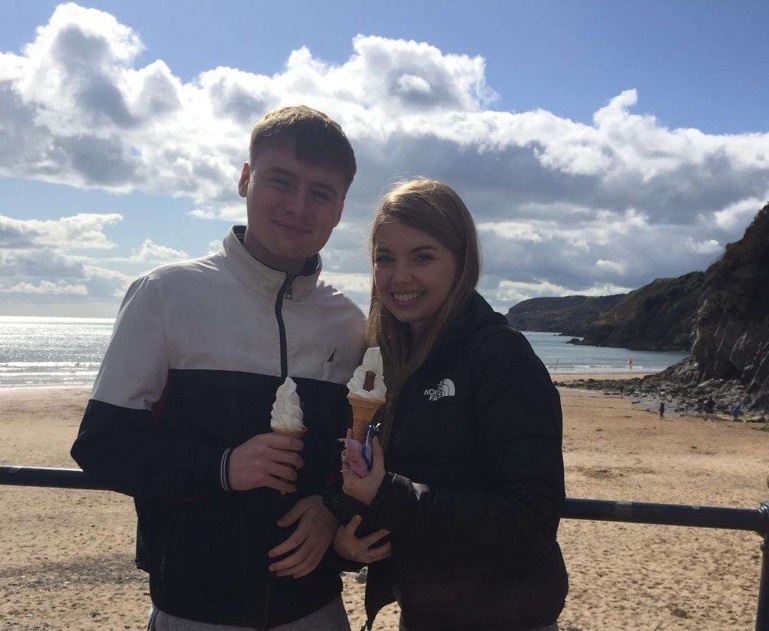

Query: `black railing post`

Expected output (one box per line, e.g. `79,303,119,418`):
755,502,769,631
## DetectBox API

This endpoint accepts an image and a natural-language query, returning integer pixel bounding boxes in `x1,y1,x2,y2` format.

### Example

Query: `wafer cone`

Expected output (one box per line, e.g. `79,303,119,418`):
347,393,383,442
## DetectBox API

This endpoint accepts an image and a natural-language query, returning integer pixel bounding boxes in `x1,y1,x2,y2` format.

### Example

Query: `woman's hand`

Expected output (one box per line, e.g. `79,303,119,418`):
342,436,385,505
333,514,392,564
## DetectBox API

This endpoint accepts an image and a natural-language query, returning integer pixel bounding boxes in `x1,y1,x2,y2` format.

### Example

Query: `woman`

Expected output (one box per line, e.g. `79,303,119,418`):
334,178,568,630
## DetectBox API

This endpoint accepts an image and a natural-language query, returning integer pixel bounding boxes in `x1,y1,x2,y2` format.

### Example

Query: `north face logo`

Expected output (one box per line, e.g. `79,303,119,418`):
424,378,456,402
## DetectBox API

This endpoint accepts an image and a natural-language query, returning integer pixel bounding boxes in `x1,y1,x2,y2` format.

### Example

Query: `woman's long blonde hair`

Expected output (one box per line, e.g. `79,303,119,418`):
367,178,481,445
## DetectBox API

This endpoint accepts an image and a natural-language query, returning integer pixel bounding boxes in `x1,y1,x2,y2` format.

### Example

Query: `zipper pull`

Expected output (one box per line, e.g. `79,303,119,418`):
285,278,294,300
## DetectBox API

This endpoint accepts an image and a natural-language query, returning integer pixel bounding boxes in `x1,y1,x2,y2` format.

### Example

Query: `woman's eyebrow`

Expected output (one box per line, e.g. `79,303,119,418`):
375,244,438,254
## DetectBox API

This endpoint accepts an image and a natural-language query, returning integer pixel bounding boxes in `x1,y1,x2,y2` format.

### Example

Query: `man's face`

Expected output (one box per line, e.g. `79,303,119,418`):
238,139,346,275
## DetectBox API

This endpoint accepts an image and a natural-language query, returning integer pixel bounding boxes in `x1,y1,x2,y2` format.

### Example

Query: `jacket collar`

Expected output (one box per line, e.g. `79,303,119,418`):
222,225,321,300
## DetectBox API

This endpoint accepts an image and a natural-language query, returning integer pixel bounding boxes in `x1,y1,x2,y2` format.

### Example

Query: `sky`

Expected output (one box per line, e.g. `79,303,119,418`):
1,1,768,317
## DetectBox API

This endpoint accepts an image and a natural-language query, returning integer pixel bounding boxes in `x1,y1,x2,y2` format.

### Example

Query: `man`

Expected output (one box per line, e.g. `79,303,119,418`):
71,106,364,630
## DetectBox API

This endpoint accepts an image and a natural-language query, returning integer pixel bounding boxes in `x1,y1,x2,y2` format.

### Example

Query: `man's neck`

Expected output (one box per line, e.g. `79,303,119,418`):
240,230,311,276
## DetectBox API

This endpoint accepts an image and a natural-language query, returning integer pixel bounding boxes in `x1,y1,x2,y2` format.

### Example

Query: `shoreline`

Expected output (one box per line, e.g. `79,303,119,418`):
0,371,652,392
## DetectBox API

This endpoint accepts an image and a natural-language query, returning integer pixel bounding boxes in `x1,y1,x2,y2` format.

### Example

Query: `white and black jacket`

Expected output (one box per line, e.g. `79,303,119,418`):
71,225,365,628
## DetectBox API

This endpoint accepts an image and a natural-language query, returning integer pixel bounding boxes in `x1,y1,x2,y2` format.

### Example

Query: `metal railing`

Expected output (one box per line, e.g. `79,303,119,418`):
3,465,769,629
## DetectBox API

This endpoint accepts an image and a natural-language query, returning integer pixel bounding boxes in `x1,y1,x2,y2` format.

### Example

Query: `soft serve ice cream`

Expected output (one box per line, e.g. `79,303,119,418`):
270,376,306,438
346,347,386,441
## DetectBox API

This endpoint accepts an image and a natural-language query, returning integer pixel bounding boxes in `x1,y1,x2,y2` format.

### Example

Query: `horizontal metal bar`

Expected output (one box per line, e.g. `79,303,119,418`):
563,497,768,534
2,465,769,537
0,465,112,490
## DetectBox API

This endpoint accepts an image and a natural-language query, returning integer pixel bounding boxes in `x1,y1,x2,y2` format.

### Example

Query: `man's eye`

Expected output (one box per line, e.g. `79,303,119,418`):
270,177,290,188
311,189,332,201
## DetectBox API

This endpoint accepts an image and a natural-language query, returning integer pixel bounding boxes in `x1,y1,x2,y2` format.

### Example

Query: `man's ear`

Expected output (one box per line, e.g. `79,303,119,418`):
238,163,250,198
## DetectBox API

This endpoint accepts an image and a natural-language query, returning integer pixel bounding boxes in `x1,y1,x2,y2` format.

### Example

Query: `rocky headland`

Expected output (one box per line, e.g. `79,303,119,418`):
524,203,769,415
507,274,702,351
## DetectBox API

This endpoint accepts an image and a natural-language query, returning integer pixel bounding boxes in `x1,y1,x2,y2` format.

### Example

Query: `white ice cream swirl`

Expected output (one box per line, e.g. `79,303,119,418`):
270,377,305,431
346,347,386,400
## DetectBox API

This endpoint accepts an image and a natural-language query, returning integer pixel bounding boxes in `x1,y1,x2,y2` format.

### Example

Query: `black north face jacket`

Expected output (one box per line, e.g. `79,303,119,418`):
362,292,568,630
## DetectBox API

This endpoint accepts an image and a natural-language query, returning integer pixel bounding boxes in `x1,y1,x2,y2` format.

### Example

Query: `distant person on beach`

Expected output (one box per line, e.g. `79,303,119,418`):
704,397,716,419
71,106,364,630
732,403,742,421
659,401,666,419
333,179,567,630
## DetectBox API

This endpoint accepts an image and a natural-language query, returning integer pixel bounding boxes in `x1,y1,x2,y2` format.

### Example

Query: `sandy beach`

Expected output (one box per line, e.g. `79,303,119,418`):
1,381,768,631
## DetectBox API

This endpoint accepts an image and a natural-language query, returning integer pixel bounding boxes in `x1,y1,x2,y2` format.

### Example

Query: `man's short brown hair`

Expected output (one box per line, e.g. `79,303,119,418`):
249,105,357,193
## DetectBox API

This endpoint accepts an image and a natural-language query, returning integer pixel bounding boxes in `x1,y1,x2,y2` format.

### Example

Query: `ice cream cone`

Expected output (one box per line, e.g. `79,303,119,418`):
347,393,384,442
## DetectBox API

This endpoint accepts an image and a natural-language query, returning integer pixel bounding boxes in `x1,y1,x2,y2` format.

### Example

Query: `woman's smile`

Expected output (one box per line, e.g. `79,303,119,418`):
392,291,424,305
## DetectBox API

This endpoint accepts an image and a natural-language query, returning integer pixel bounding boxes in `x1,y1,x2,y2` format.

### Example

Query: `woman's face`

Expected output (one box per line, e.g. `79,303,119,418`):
373,220,458,341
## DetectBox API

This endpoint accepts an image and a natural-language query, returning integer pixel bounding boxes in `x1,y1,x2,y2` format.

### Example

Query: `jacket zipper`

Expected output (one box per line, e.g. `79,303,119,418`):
274,276,293,379
262,274,293,629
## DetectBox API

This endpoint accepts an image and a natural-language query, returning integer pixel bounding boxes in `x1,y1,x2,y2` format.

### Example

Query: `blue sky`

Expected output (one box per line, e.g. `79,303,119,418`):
1,1,768,316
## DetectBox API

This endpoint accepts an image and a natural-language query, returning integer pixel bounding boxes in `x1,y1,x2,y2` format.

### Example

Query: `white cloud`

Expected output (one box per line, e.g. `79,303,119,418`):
1,5,768,316
127,239,188,263
595,259,625,275
484,278,632,313
685,238,721,256
189,203,246,222
0,280,88,295
0,213,122,249
478,222,547,242
713,196,766,232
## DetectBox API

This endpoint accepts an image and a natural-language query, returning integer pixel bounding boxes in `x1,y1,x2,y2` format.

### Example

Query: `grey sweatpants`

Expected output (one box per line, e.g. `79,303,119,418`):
147,595,350,631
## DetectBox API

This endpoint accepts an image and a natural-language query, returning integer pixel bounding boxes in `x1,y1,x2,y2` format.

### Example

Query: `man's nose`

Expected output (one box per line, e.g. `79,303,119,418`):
283,187,314,216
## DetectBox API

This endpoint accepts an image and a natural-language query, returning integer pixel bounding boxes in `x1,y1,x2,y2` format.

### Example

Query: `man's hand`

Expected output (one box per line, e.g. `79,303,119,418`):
268,495,337,578
333,514,392,564
228,432,304,493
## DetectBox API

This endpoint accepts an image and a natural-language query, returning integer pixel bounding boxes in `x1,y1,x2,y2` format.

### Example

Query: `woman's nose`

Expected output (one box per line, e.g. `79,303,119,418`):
391,264,413,283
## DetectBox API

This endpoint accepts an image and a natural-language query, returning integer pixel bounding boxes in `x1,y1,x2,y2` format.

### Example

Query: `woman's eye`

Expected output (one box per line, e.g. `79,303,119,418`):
374,255,393,264
414,253,434,263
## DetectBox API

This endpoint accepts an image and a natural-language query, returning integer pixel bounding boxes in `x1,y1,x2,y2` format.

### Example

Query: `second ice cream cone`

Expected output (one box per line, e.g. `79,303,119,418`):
347,393,383,442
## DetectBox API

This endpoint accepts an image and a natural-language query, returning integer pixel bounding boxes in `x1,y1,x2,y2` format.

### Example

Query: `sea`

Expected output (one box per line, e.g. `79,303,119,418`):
0,317,689,389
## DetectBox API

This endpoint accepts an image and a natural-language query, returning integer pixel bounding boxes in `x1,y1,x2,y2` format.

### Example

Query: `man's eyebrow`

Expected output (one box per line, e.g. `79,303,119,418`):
262,167,295,179
262,166,340,195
